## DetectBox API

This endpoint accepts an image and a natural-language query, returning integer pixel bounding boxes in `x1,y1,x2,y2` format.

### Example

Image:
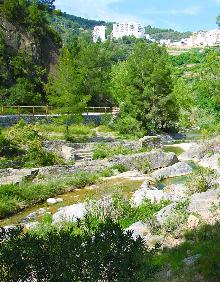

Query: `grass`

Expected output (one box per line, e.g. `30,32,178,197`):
92,143,150,160
86,192,169,229
163,145,184,156
0,172,100,219
36,123,96,141
152,223,220,281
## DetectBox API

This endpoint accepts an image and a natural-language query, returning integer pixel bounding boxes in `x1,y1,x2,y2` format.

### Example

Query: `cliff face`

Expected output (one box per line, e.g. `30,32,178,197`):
0,16,58,74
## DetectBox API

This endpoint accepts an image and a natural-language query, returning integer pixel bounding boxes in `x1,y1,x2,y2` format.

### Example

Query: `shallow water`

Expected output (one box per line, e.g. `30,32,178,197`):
163,146,184,156
158,160,200,190
0,177,143,227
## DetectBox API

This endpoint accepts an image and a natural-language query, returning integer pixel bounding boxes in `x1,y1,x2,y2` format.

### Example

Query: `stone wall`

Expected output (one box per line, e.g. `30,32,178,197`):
0,114,103,127
0,150,179,185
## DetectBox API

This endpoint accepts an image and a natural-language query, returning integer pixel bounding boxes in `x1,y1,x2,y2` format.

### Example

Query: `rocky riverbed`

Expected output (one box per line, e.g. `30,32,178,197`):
2,132,220,251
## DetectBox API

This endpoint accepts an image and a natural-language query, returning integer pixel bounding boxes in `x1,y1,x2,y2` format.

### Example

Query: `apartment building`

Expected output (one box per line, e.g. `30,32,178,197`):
93,25,106,43
112,23,145,39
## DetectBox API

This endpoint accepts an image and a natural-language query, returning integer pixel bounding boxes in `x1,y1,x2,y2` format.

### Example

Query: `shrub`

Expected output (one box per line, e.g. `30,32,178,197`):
162,199,190,232
133,158,152,174
86,192,168,229
100,168,114,177
92,143,145,160
0,220,152,281
186,167,218,196
112,163,128,173
5,121,61,168
114,115,144,138
0,130,22,158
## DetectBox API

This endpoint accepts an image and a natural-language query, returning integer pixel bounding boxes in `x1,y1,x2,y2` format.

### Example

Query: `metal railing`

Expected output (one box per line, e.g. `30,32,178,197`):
0,106,119,116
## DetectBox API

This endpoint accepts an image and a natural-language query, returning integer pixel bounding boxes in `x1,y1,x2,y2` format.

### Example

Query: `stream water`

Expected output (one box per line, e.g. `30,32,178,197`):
0,130,202,227
0,178,143,227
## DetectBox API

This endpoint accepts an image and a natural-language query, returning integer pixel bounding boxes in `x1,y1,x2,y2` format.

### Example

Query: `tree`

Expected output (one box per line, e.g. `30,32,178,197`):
195,50,220,115
217,14,220,28
38,0,55,10
0,220,151,281
47,37,114,111
46,39,90,114
111,42,178,133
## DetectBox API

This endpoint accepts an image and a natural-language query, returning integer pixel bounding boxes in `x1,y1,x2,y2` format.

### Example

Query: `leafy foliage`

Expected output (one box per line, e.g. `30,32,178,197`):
145,25,192,42
111,42,179,134
0,0,61,105
0,220,152,281
186,167,218,196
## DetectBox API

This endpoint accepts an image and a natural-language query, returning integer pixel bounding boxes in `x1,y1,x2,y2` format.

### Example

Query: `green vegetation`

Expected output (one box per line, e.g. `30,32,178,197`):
161,199,190,233
0,171,100,218
0,220,152,282
87,192,168,229
153,223,220,281
111,43,178,135
0,0,61,105
36,121,96,141
92,143,149,160
186,167,218,196
145,25,192,42
0,121,61,168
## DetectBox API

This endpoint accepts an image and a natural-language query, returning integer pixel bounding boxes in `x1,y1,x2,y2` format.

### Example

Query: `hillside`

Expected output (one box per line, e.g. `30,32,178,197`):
0,1,61,105
145,25,192,41
49,12,192,42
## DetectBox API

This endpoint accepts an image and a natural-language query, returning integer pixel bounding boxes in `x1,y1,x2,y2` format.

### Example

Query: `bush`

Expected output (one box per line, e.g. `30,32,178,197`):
0,220,152,281
133,158,152,174
5,121,61,168
114,115,144,138
162,199,190,232
0,129,22,158
92,143,145,160
112,163,128,173
86,192,168,229
186,167,218,196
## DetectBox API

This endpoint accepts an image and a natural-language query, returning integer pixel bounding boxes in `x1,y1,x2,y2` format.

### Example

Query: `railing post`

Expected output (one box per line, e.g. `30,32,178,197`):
45,105,49,123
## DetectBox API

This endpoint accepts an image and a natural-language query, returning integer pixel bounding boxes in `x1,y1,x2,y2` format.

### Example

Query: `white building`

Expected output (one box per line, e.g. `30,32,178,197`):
112,23,145,39
166,29,220,48
190,29,220,47
93,25,106,43
160,39,171,45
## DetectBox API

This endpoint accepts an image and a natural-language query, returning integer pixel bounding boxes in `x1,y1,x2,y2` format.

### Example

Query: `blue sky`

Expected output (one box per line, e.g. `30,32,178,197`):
55,0,220,31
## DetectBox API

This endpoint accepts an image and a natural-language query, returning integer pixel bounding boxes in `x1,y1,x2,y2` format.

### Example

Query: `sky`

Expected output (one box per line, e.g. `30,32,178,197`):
54,0,220,32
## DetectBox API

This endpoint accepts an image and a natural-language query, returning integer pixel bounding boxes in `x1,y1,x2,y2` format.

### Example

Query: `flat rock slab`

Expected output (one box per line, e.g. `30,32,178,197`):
188,189,220,221
156,188,220,226
151,162,192,181
52,203,86,223
132,188,171,206
110,150,179,171
0,168,39,185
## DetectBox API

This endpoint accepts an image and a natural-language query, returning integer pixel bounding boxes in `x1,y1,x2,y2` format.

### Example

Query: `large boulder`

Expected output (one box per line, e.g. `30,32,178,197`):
0,168,39,185
151,162,192,180
110,150,179,171
133,188,171,206
188,189,220,222
199,153,220,173
155,188,220,226
52,203,86,223
164,184,187,201
125,221,150,239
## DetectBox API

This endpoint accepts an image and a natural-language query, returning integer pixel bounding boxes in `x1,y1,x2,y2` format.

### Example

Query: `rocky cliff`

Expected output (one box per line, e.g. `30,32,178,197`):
0,16,59,75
